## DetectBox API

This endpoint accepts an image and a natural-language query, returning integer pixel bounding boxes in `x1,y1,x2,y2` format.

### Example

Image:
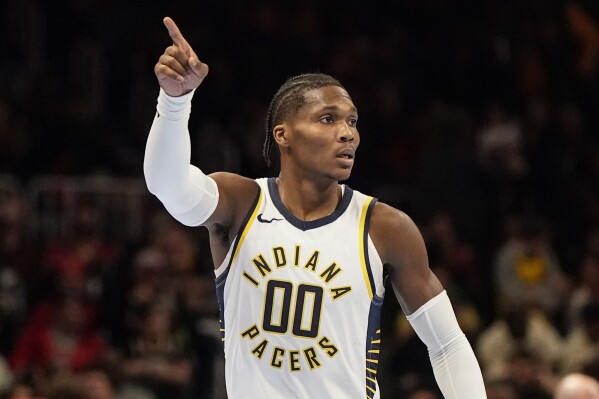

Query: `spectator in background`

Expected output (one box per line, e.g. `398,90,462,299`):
485,381,518,399
565,0,599,132
493,217,569,317
566,253,599,331
9,293,104,376
566,0,599,80
148,214,200,276
1,368,52,399
507,349,554,399
124,242,220,398
423,211,482,300
561,301,599,374
422,212,484,333
477,104,527,185
39,199,122,351
406,388,440,399
4,384,36,399
178,273,220,399
42,200,120,302
44,372,87,399
476,303,563,382
554,372,599,399
583,358,599,383
420,213,483,340
0,267,27,359
0,191,35,356
126,246,174,323
121,302,192,399
80,365,156,399
0,354,13,396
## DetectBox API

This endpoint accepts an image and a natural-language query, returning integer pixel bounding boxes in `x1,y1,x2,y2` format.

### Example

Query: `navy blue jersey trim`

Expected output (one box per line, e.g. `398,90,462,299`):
215,266,230,345
365,294,384,398
215,264,230,287
267,177,354,231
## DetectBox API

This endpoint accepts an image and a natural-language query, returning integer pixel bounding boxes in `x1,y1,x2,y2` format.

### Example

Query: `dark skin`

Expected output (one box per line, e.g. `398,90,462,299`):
155,17,444,315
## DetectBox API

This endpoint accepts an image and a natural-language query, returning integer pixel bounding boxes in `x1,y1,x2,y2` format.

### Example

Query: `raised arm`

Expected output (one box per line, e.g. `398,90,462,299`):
370,202,487,399
144,17,257,239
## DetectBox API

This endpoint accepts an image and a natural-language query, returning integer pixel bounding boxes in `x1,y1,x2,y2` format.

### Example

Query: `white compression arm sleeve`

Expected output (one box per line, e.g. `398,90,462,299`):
144,89,219,226
406,291,487,399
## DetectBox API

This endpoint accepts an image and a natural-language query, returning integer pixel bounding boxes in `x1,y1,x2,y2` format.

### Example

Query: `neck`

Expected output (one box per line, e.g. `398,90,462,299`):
276,171,341,222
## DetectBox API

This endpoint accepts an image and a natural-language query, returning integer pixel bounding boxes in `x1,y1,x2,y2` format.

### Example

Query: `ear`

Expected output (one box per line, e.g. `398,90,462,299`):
273,124,289,147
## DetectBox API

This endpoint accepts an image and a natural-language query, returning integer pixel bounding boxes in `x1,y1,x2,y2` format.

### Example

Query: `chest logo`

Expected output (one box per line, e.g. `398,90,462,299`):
233,245,356,372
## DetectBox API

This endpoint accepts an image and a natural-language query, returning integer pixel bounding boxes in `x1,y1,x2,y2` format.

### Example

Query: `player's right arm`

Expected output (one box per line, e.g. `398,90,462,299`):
144,17,258,236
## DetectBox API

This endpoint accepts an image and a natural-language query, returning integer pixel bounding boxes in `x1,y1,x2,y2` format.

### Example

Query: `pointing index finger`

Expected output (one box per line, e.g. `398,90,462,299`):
163,16,190,54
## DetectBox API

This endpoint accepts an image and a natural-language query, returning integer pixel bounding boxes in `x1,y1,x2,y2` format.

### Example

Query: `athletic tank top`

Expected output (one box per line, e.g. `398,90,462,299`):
215,178,386,399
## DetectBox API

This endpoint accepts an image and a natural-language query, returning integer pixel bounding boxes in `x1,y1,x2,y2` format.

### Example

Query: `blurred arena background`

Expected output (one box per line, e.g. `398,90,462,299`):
0,0,598,398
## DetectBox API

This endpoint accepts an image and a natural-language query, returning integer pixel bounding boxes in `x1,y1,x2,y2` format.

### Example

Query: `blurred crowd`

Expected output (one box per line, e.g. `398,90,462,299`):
1,0,599,398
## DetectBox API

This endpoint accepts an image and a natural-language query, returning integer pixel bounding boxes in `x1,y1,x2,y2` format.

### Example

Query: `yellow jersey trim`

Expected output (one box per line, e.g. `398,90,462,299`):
359,197,375,300
231,191,264,267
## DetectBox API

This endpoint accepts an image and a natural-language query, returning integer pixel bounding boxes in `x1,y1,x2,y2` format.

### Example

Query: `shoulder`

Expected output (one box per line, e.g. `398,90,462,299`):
209,171,261,205
369,201,425,265
370,201,412,230
209,171,260,193
205,172,260,234
367,201,442,313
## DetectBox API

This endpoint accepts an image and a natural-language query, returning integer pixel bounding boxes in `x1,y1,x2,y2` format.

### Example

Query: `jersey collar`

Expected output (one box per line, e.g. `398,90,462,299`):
267,177,354,231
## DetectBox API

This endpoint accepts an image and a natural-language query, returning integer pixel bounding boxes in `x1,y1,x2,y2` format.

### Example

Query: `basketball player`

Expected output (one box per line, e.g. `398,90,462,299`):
144,17,487,399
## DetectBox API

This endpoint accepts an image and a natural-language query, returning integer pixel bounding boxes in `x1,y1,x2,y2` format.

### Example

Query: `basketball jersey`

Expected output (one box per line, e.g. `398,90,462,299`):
214,178,386,399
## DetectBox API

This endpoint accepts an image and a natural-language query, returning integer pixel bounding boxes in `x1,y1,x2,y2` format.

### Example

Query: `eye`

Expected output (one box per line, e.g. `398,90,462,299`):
320,116,334,124
348,118,358,127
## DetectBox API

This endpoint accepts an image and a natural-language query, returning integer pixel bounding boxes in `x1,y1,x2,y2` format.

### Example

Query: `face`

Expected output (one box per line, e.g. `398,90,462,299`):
276,85,360,182
144,307,173,338
57,297,87,333
82,371,114,399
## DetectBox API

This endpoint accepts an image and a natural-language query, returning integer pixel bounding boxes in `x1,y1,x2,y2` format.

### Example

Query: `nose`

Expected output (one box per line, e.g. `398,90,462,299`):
339,124,355,143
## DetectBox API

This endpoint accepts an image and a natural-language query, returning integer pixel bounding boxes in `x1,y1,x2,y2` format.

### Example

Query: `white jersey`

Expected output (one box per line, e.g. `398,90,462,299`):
214,178,386,399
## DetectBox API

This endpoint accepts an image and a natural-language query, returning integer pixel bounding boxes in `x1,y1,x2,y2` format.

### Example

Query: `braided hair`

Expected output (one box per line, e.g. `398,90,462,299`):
263,73,345,167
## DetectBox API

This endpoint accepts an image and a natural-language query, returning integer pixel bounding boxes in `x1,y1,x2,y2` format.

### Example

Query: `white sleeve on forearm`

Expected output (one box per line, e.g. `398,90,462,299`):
406,290,487,399
144,88,219,226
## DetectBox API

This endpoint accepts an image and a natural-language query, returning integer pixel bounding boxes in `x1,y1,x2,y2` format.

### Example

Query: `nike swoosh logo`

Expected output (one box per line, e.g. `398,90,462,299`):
257,213,283,223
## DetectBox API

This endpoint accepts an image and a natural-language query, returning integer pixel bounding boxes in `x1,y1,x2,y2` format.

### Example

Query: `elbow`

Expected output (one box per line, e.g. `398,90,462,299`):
143,159,166,196
144,176,159,196
143,168,159,196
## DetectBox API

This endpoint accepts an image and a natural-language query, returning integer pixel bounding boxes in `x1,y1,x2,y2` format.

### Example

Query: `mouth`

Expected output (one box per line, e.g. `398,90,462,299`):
336,148,355,160
336,149,355,167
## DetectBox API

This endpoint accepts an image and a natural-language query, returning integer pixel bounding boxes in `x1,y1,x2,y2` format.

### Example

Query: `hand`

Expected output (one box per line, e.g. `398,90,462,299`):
154,17,209,97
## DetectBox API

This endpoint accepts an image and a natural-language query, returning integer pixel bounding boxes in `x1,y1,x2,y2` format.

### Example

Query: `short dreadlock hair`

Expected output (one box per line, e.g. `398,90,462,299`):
263,73,346,167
